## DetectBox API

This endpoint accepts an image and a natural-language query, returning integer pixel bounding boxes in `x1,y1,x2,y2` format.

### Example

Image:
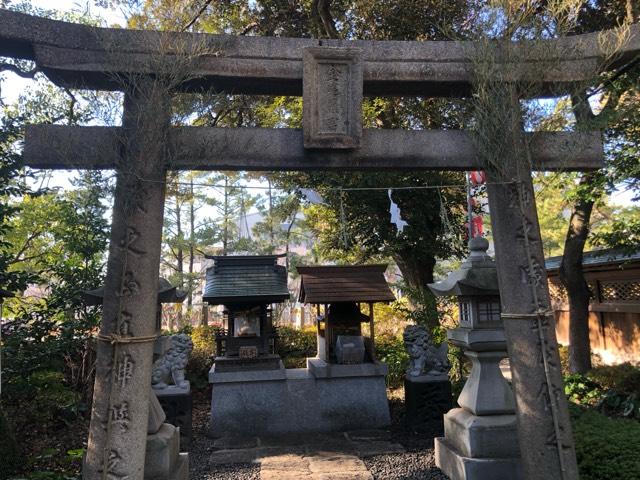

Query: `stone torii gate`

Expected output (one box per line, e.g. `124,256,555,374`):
2,9,638,480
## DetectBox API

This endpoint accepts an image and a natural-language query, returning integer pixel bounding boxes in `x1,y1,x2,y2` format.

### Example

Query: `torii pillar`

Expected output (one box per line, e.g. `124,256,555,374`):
484,95,579,479
84,80,170,479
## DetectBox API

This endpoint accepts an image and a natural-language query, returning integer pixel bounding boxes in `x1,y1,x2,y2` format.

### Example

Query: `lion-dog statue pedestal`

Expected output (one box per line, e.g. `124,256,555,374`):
403,325,452,434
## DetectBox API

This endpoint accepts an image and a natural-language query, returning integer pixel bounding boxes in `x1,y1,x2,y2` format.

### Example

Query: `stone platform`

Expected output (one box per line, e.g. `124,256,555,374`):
209,358,390,437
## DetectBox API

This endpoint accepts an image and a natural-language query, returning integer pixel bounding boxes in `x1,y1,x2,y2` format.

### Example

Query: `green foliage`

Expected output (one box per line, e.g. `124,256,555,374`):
571,404,640,480
0,410,22,479
376,334,409,389
2,371,79,430
182,325,220,389
9,472,78,480
588,363,640,395
564,373,603,406
597,390,640,420
277,325,316,368
588,363,640,420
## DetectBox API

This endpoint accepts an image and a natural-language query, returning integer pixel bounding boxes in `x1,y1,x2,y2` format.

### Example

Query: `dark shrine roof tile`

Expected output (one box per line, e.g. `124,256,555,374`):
203,254,290,305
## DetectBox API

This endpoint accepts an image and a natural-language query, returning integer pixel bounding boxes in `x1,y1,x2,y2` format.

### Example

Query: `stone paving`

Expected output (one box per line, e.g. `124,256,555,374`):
206,430,404,479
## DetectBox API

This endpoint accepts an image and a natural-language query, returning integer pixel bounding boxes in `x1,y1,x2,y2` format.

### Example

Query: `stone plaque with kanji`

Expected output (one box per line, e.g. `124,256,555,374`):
303,46,363,149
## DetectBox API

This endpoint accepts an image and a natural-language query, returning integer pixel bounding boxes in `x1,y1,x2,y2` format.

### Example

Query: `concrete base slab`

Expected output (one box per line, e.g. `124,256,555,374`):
435,437,523,480
210,363,390,436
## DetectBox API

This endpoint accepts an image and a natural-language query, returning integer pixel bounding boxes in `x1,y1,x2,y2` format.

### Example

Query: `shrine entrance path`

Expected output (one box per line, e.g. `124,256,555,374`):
189,391,449,479
189,400,449,479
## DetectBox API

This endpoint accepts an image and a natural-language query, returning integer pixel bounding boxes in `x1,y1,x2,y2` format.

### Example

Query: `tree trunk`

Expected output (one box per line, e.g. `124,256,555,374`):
393,253,439,329
559,93,598,374
222,176,229,255
559,174,595,374
188,178,195,310
268,180,274,251
175,189,184,327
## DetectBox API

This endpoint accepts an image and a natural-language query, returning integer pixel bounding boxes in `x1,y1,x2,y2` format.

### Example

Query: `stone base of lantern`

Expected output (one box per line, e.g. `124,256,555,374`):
209,358,390,437
435,408,522,480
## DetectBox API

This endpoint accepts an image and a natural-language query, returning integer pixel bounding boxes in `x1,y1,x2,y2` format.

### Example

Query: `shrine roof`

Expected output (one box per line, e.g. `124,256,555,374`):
203,254,290,305
297,264,396,304
546,248,640,274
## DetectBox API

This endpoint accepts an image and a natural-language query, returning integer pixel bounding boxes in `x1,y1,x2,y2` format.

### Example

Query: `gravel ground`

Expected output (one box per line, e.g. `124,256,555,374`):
365,452,449,480
189,388,260,480
192,463,260,480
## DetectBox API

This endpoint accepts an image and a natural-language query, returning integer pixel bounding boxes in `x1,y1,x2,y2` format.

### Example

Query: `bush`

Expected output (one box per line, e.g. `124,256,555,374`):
376,334,409,389
571,404,640,480
586,364,640,420
564,373,603,406
588,363,640,396
277,325,317,368
183,325,219,390
2,370,78,431
0,411,22,479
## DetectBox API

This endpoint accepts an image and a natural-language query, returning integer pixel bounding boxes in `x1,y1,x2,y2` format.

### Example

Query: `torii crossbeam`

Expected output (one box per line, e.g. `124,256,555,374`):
2,8,636,480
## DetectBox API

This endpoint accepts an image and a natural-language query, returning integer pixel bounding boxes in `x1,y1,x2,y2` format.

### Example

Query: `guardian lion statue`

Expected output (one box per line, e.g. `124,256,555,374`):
403,325,450,377
152,333,193,389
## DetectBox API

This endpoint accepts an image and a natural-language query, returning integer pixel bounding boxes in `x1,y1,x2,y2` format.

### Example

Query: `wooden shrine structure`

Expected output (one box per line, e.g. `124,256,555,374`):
1,8,639,480
297,264,395,363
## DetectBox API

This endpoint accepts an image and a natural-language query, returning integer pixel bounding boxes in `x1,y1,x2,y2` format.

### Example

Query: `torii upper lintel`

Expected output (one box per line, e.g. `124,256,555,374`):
1,8,638,97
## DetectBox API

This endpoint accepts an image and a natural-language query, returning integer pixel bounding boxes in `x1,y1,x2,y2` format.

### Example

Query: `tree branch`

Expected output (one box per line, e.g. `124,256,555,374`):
181,0,214,32
0,62,38,79
311,0,339,39
241,22,258,36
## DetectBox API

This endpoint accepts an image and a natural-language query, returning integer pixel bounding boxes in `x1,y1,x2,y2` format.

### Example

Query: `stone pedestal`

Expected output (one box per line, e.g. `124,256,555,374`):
435,409,521,480
434,349,522,480
428,239,523,480
404,375,451,435
209,358,390,437
145,423,189,480
154,383,192,450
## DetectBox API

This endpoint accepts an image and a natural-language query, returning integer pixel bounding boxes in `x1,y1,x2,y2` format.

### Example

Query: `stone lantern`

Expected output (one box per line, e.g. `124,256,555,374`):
428,237,522,480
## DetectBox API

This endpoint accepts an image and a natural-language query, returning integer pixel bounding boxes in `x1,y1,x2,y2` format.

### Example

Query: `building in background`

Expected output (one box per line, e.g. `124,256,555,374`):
547,248,640,365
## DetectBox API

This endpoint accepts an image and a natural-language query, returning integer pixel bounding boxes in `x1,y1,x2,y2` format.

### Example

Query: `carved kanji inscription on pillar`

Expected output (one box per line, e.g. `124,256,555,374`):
303,46,363,149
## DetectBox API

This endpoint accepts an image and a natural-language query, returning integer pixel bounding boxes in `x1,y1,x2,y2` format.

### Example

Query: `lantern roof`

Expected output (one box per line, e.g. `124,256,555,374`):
83,277,187,306
297,264,396,304
428,237,499,297
203,254,290,305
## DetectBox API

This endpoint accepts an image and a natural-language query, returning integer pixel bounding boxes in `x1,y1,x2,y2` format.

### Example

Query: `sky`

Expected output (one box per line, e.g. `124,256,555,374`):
0,1,637,208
